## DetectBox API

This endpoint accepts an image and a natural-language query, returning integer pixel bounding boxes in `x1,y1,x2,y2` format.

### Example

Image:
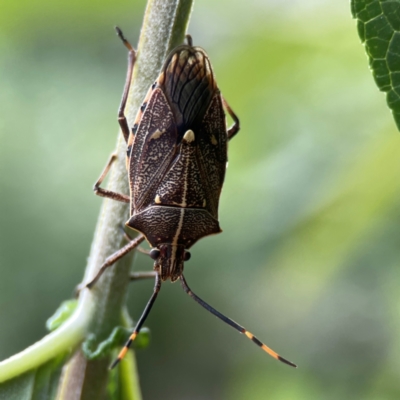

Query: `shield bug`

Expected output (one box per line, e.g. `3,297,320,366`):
87,28,296,369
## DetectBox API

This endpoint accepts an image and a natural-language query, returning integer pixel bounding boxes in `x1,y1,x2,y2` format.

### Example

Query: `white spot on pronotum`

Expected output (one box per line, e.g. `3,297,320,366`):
203,199,207,207
155,195,162,204
211,135,217,145
183,130,195,143
151,129,164,140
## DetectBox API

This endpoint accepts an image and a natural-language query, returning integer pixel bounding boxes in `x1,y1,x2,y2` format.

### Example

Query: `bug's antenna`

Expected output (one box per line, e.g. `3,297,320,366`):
110,273,162,369
180,274,297,368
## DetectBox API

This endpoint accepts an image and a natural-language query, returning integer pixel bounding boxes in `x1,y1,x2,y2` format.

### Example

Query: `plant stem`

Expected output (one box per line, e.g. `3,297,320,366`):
58,0,194,399
0,0,193,395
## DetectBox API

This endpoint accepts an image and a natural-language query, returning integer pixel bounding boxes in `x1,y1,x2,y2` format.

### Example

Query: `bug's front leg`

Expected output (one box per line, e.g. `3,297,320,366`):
86,234,145,288
222,96,240,140
93,153,130,203
130,271,157,281
123,229,151,255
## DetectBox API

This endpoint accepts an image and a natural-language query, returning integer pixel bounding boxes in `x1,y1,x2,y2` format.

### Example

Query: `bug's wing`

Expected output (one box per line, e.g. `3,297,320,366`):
155,132,207,209
195,92,228,219
129,133,221,249
129,88,178,212
161,47,215,131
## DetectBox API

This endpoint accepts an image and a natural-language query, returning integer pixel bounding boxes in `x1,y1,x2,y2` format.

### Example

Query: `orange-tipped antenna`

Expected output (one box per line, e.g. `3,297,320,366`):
110,273,161,369
180,274,297,368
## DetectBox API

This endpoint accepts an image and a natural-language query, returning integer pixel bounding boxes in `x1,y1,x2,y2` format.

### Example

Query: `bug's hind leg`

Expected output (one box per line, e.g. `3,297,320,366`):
94,29,136,203
116,27,137,143
222,96,240,140
185,34,193,46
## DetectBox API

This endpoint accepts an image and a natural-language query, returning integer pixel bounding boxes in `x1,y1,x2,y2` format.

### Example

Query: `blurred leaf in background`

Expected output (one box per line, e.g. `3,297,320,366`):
1,0,400,399
351,0,400,131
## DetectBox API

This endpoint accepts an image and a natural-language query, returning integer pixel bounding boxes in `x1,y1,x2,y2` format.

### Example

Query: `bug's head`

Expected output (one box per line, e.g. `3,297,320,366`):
149,244,191,282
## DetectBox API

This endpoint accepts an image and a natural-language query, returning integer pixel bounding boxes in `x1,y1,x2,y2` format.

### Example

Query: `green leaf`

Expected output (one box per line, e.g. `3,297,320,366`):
46,300,78,332
351,0,400,130
82,327,150,361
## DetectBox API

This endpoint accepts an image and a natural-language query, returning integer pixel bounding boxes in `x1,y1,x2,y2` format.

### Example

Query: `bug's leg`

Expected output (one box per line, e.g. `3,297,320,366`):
122,230,132,242
222,97,240,140
136,247,151,256
93,153,130,203
116,229,153,279
180,274,297,368
122,229,153,279
123,230,150,255
185,34,193,46
115,27,137,143
111,272,162,369
130,271,157,281
86,234,145,289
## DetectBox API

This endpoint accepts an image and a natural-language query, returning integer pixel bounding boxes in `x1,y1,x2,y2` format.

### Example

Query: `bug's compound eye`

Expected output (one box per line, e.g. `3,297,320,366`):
149,248,160,260
183,251,191,261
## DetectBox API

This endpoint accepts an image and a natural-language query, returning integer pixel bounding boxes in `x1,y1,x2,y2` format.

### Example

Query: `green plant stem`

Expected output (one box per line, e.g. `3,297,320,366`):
118,308,142,400
0,0,193,395
0,303,88,383
56,0,194,398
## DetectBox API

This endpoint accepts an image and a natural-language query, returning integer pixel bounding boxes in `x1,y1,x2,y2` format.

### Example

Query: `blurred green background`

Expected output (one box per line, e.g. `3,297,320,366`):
1,0,400,399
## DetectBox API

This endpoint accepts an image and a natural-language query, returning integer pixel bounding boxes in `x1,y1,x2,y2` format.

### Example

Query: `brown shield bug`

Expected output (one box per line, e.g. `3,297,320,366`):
86,28,296,369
